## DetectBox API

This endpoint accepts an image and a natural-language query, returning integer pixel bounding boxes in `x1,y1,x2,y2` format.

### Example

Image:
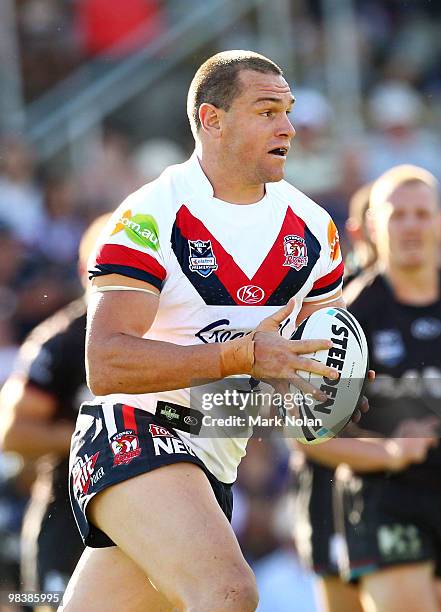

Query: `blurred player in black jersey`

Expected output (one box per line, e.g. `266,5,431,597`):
0,214,110,608
291,168,441,612
291,182,376,612
336,164,441,611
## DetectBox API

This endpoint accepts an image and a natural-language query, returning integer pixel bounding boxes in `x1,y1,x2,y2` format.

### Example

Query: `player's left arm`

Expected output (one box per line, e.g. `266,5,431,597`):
296,288,345,327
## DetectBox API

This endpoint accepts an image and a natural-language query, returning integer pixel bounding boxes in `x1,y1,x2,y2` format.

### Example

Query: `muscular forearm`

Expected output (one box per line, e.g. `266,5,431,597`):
2,420,73,458
87,297,339,397
87,333,253,396
296,437,399,472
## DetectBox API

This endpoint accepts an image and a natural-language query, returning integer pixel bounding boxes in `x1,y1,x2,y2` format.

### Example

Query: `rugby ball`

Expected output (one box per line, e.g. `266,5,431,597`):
288,307,368,444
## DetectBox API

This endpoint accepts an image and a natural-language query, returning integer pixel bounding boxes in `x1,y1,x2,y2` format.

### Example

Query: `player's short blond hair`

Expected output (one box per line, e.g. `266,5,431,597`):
369,164,439,212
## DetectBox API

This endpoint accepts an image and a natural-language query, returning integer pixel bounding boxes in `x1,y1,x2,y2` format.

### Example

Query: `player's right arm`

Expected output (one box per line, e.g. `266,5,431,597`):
87,275,339,397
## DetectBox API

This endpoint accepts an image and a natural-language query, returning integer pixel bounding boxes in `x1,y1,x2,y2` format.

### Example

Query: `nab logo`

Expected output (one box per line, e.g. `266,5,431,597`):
237,285,265,304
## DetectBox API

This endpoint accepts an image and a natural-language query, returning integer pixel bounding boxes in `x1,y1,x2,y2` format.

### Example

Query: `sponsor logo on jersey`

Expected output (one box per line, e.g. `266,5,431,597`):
327,220,340,262
237,285,265,304
410,317,441,340
372,329,405,367
369,367,441,400
72,452,100,496
149,423,174,438
188,239,218,277
111,209,159,251
282,235,308,270
110,430,141,466
195,318,291,343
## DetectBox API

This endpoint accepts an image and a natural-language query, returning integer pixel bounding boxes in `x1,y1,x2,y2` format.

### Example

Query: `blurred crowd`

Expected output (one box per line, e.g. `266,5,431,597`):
0,1,440,611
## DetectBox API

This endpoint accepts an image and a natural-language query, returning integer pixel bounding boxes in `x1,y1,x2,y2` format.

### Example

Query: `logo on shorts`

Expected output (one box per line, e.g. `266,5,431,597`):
183,415,198,426
377,524,422,561
188,240,218,277
160,406,180,421
110,430,141,466
282,235,308,270
152,435,197,457
72,452,100,496
237,285,265,304
149,423,174,438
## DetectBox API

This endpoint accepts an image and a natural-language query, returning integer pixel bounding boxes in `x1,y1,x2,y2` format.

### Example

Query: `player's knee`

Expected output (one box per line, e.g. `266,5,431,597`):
222,572,259,612
183,567,258,612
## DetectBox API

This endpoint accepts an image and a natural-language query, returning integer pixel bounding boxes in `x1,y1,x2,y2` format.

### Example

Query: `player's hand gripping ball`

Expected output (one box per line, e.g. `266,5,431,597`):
289,307,369,444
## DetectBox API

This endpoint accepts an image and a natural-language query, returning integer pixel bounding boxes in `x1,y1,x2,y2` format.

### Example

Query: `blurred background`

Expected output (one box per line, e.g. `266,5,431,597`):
0,1,440,610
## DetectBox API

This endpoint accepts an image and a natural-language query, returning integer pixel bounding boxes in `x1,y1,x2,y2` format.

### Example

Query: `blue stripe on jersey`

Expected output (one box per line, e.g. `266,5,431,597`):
91,264,163,291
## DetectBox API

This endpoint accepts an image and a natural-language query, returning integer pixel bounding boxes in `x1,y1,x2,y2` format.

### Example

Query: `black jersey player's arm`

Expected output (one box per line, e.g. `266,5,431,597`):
86,274,341,397
295,416,439,472
0,377,72,457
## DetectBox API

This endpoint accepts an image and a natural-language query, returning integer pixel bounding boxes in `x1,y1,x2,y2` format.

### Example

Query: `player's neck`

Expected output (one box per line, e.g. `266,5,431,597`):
198,150,265,204
385,263,439,305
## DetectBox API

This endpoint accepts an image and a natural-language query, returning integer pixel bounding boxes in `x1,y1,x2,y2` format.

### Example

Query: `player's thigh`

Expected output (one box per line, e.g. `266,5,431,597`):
87,462,257,608
60,546,173,612
318,576,363,612
360,562,438,612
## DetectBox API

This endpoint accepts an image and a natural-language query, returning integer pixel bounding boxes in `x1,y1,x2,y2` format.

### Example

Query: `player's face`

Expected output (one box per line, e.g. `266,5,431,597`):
375,182,441,269
219,70,296,184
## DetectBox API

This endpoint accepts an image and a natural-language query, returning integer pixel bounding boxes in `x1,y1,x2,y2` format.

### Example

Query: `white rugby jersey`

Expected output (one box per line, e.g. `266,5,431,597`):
88,152,343,483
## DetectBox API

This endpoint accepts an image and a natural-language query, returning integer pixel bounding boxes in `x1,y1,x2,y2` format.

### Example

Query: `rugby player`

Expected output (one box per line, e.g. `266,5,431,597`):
61,50,368,612
0,215,110,609
295,165,441,612
338,165,441,611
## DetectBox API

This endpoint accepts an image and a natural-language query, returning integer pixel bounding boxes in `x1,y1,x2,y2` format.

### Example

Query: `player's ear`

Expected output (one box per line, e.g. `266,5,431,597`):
199,103,223,139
